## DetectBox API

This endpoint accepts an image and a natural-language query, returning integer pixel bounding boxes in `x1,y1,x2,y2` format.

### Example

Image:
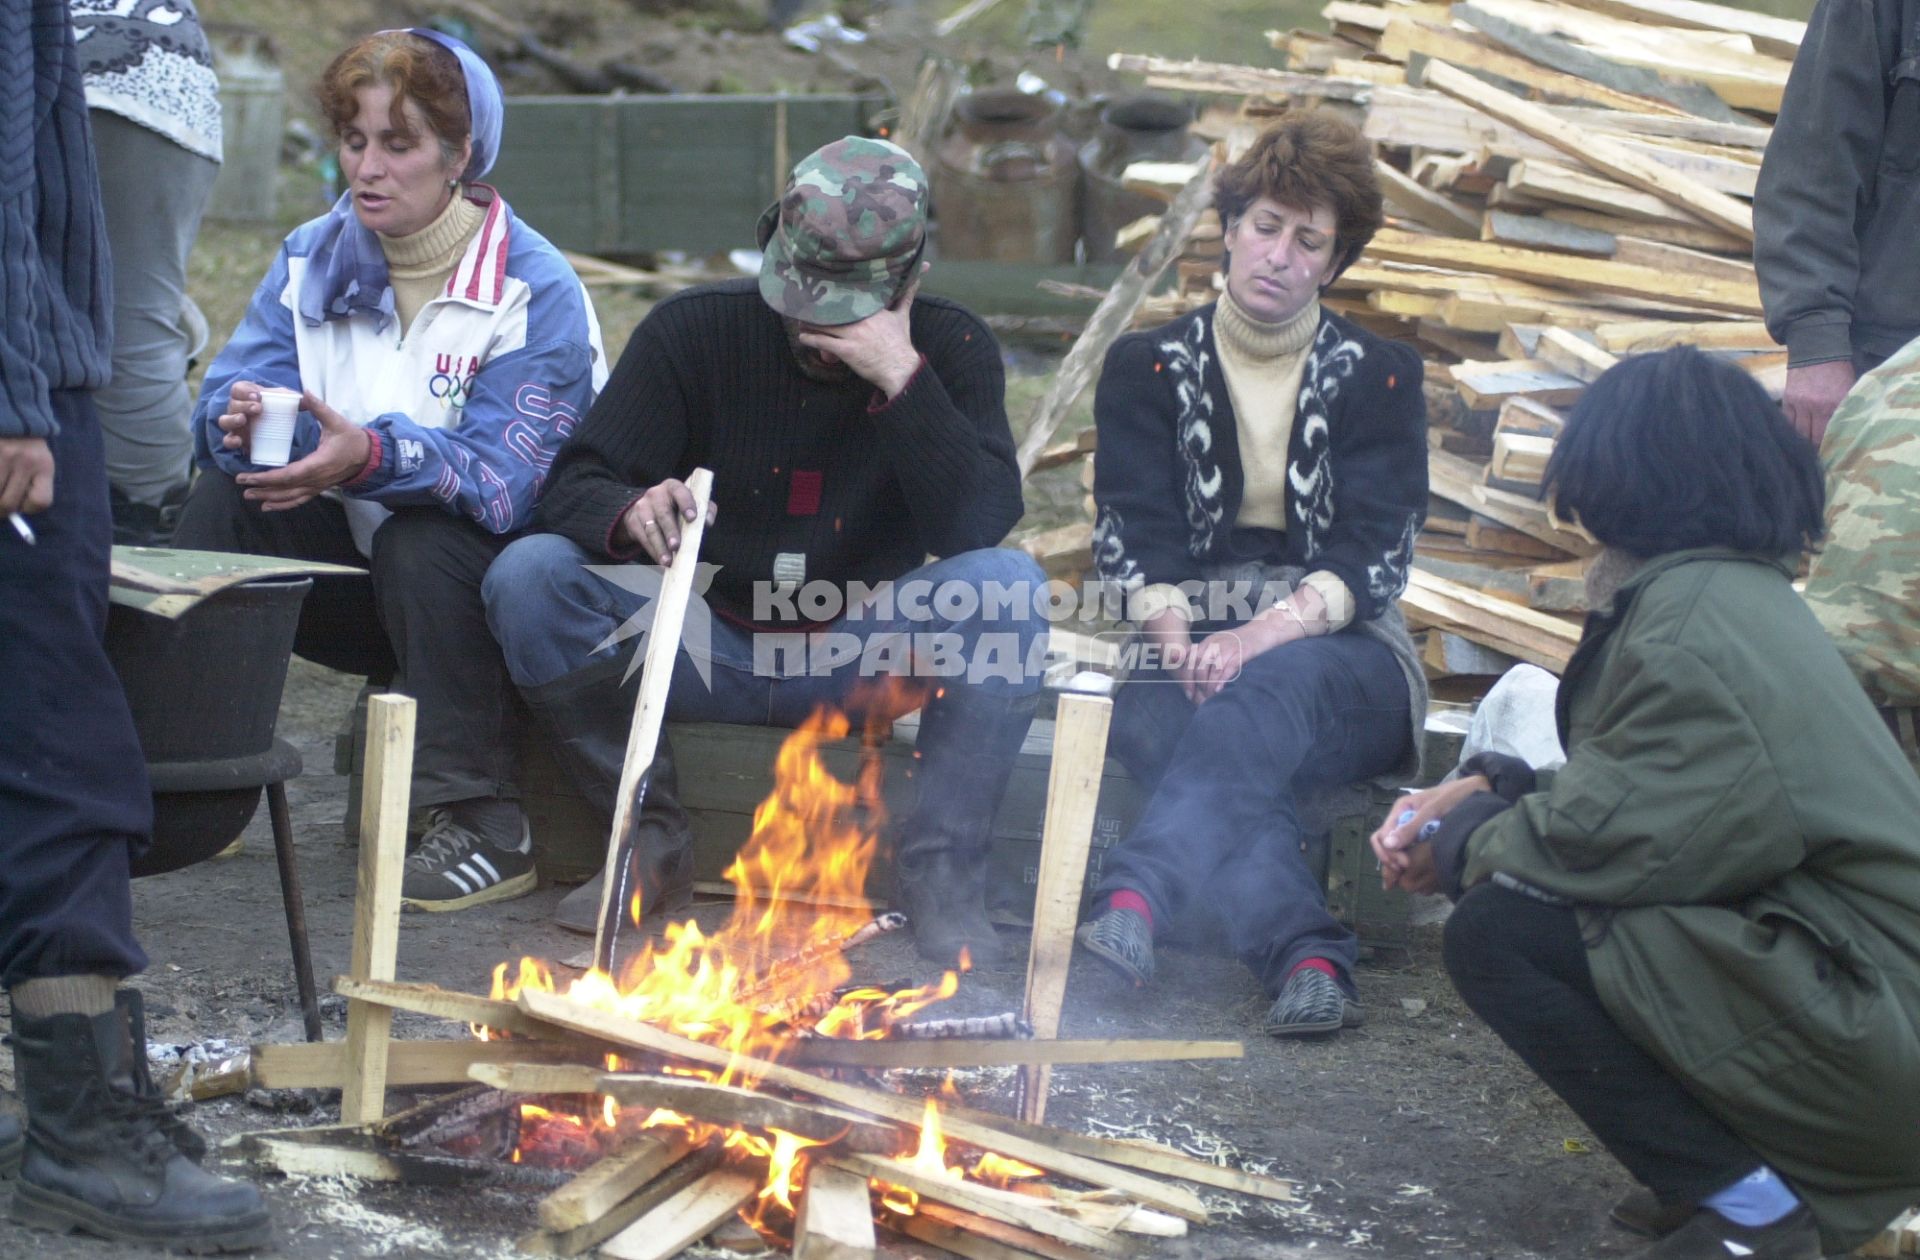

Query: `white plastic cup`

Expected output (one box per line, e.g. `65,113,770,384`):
252,388,300,468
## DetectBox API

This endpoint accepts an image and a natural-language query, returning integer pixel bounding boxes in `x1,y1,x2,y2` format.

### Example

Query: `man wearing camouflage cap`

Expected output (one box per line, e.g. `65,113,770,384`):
485,137,1044,966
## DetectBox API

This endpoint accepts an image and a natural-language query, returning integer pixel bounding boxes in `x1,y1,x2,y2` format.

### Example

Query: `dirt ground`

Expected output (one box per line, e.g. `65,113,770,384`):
0,657,1648,1260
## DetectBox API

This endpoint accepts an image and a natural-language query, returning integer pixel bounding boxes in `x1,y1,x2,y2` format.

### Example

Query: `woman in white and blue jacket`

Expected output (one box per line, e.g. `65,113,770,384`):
174,28,606,912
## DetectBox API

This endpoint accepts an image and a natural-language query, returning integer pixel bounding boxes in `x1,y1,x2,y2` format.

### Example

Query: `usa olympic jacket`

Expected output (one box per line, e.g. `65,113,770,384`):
190,187,607,554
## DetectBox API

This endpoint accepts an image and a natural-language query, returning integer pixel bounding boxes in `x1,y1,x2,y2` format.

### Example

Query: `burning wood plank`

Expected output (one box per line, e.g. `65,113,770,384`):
794,1162,877,1260
829,1153,1122,1253
252,1034,597,1090
472,1062,902,1151
333,975,547,1038
517,989,1213,1224
598,1166,760,1260
934,1098,1295,1203
736,912,908,1009
887,1200,1104,1260
787,1035,1241,1071
520,1144,724,1257
537,1129,701,1234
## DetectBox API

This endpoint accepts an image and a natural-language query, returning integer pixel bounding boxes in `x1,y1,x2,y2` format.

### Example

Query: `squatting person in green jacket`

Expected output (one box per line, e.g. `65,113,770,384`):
1372,348,1920,1260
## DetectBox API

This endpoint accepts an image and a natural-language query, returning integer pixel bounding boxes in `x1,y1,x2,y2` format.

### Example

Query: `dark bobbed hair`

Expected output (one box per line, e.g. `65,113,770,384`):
1542,346,1825,558
1213,109,1383,280
317,32,471,171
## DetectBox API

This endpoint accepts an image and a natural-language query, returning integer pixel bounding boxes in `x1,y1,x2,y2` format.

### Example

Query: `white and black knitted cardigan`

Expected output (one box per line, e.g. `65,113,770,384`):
1090,302,1431,777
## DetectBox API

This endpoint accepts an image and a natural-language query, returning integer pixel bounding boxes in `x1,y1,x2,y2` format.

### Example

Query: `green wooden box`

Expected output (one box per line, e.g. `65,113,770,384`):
488,93,887,258
340,696,1465,959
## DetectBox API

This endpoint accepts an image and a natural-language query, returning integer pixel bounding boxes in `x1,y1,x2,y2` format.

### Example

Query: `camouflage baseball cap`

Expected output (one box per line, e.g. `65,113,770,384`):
756,135,929,326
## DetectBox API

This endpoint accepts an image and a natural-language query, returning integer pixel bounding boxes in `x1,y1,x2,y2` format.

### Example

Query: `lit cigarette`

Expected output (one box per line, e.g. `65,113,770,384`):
8,513,34,546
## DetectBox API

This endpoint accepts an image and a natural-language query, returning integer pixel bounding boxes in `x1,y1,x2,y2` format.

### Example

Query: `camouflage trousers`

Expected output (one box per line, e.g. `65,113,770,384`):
1802,335,1920,730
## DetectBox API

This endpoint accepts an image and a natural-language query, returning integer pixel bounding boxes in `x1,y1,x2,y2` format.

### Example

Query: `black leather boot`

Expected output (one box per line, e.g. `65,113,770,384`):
891,689,1039,968
9,993,270,1251
522,657,695,934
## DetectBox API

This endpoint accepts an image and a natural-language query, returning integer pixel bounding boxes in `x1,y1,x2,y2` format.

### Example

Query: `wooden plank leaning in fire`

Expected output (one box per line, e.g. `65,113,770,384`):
784,1035,1240,1070
517,988,1213,1223
932,1097,1296,1203
471,1062,902,1152
830,1154,1122,1253
794,1162,878,1260
592,467,715,975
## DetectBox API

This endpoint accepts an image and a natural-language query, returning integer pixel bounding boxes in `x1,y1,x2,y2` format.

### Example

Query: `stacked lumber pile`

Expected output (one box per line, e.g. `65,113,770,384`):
1080,0,1803,690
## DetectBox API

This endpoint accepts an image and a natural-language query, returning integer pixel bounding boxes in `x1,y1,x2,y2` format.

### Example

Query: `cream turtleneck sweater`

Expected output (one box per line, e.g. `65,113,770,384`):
1129,289,1356,633
381,191,486,333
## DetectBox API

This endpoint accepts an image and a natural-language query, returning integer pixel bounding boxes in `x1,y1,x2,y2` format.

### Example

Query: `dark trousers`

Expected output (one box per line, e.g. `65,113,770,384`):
1095,632,1410,996
171,471,521,806
1444,884,1762,1205
0,391,150,987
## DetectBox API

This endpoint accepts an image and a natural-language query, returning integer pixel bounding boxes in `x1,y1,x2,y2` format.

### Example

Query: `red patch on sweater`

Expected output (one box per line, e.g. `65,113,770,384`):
787,470,823,516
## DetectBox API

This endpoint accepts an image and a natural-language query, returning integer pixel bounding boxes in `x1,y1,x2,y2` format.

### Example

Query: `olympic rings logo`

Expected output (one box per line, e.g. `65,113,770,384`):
429,373,475,406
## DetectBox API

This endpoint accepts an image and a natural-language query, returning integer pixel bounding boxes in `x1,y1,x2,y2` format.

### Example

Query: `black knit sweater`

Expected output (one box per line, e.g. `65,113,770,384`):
536,279,1023,626
1090,303,1427,622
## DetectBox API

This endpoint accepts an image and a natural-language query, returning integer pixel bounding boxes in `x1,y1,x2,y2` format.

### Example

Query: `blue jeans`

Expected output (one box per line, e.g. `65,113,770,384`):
484,536,1047,876
1096,631,1410,997
483,535,1047,722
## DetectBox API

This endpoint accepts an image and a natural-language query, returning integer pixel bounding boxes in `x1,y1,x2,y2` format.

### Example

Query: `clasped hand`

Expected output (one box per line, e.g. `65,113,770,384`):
1367,773,1491,895
220,382,372,512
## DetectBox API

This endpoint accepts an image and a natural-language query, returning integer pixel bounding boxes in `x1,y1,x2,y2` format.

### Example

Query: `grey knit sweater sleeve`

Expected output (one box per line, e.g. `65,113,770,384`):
0,2,113,439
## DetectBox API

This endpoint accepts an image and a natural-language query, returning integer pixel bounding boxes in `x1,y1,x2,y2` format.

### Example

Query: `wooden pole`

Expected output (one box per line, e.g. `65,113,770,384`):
341,694,415,1125
1018,692,1113,1125
794,1162,878,1260
593,467,715,973
1013,155,1215,477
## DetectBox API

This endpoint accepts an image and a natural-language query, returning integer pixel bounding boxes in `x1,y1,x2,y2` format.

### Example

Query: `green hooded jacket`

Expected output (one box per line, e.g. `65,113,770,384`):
1461,548,1920,1253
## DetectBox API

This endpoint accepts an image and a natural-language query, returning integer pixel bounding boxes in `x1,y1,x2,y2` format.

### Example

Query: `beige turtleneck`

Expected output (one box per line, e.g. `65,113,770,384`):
381,191,486,333
1215,286,1319,531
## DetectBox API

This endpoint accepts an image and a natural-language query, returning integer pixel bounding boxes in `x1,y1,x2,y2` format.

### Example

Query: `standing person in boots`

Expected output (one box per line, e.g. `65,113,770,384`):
484,136,1045,967
174,29,606,912
0,2,269,1248
1375,349,1920,1259
1074,111,1428,1036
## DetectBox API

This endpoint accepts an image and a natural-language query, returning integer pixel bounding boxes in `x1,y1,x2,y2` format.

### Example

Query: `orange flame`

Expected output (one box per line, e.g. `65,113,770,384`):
485,689,1050,1217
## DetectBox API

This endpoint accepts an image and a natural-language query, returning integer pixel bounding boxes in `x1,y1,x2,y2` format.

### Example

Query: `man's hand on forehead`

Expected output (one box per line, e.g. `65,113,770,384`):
794,266,925,400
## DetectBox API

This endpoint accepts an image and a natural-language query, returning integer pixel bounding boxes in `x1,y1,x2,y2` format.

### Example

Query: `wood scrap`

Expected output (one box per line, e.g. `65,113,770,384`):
598,1167,759,1260
829,1154,1122,1253
795,1162,878,1260
1402,568,1583,672
537,1131,702,1234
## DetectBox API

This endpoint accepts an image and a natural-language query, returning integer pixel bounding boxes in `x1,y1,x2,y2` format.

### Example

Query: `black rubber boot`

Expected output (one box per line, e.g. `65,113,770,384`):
9,994,270,1251
0,1112,21,1177
891,689,1038,968
522,658,695,934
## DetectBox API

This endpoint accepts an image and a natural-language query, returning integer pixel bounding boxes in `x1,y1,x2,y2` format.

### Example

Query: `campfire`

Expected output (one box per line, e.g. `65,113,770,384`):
244,695,1294,1258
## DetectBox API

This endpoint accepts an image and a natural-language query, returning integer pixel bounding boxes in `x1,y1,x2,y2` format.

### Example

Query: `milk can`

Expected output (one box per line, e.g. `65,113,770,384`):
205,25,285,224
931,89,1080,265
1079,95,1206,264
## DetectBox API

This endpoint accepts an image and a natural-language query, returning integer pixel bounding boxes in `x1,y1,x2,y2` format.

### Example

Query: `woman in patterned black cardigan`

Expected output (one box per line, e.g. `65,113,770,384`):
1076,112,1430,1037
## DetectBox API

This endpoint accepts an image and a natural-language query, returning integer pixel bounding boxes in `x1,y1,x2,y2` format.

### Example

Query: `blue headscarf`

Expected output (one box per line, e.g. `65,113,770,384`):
296,28,505,327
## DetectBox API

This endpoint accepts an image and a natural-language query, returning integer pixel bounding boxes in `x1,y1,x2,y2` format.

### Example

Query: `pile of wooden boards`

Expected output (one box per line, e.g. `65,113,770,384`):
244,977,1293,1259
1057,0,1805,691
